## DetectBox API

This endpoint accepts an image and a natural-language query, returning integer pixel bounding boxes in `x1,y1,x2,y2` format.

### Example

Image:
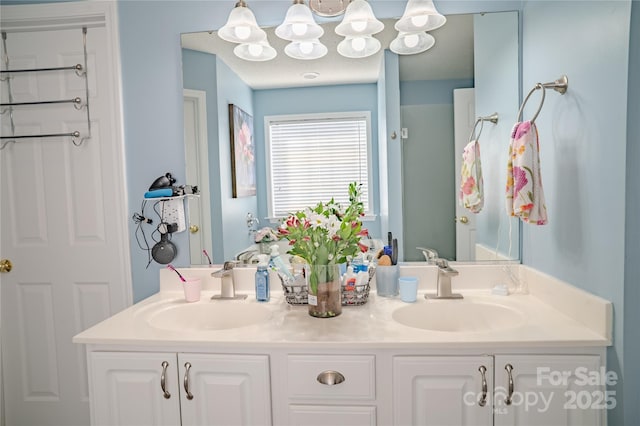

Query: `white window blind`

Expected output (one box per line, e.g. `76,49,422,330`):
266,112,371,218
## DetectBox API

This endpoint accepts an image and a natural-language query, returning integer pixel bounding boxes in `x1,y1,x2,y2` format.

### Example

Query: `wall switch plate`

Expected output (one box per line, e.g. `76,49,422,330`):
401,128,408,139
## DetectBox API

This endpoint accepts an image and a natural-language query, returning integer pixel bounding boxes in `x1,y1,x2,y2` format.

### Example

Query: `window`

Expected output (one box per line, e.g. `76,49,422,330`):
265,112,372,219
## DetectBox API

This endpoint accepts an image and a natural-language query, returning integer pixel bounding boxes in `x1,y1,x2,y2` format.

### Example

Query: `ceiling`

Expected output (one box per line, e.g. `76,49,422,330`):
181,14,474,90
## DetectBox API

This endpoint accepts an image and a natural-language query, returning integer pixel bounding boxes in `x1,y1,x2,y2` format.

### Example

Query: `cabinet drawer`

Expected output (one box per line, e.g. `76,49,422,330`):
287,355,375,400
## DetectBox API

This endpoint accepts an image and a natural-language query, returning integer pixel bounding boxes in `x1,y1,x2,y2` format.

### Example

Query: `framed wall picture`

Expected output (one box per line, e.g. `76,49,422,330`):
228,104,256,198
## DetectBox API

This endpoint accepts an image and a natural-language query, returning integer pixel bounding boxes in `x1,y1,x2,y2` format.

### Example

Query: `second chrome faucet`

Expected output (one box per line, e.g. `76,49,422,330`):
417,247,463,300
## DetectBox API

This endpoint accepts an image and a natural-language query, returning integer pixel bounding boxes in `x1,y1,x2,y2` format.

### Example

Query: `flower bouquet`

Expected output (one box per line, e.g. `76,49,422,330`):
278,182,368,318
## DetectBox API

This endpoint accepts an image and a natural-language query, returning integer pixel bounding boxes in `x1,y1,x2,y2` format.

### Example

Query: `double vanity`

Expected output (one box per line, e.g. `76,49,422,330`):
74,264,612,426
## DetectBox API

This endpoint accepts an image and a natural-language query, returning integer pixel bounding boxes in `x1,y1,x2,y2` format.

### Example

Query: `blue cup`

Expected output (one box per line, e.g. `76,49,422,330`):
399,276,418,302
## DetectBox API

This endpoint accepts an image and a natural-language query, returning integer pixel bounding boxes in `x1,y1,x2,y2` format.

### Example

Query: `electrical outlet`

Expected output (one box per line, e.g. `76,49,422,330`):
159,198,186,233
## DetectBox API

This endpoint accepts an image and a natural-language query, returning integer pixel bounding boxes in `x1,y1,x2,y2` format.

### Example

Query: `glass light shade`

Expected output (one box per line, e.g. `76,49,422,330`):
394,0,446,33
284,39,328,60
335,0,384,36
234,40,277,61
389,31,435,55
218,5,266,43
337,35,381,58
275,3,324,41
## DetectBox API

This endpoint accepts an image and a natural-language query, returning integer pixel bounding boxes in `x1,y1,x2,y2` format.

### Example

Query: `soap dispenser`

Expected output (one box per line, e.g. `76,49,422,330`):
269,244,293,280
255,254,270,302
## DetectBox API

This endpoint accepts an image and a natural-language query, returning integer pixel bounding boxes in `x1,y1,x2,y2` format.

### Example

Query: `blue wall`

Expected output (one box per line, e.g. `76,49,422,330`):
473,11,521,257
400,79,474,106
521,2,631,423
181,49,257,264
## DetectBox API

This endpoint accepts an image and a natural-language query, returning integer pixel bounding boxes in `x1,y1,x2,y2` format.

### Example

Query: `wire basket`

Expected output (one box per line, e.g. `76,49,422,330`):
279,265,374,306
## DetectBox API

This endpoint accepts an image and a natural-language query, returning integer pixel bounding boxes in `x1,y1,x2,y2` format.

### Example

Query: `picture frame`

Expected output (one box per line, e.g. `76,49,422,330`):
228,104,257,198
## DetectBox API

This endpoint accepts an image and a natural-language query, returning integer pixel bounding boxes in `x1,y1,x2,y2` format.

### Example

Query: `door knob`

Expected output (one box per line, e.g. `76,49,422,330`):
458,216,469,224
0,259,12,273
189,225,199,234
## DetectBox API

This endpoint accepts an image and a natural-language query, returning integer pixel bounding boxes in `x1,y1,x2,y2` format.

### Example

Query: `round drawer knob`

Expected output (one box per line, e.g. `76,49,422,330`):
316,370,345,386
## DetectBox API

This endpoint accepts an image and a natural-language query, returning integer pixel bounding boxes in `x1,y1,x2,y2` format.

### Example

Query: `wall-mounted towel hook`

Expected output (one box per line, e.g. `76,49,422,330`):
518,75,568,123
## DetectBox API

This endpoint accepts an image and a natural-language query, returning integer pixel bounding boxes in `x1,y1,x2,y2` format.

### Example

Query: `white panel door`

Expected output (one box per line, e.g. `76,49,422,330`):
0,3,130,425
178,353,272,426
494,355,605,426
393,355,493,426
89,352,181,426
453,88,477,261
183,89,212,264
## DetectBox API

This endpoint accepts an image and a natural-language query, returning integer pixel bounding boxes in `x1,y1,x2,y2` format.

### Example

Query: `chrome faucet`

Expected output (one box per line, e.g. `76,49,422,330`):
211,261,247,300
417,247,439,262
236,249,258,265
425,258,463,300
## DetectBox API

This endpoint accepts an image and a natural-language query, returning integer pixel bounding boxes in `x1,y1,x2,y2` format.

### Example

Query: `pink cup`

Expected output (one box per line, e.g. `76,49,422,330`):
182,277,202,303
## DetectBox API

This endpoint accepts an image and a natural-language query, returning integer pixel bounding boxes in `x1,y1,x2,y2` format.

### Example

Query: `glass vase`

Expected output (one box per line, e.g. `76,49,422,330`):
306,264,342,318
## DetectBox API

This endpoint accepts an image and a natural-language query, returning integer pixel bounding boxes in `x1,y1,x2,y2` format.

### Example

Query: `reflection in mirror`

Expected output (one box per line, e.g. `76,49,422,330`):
181,12,520,266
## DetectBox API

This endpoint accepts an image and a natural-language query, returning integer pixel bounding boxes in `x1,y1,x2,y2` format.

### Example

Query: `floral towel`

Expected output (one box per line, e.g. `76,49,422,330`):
506,121,548,225
459,140,484,213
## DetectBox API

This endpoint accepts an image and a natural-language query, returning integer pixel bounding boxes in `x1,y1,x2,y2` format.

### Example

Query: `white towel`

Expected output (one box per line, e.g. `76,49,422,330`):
506,121,548,225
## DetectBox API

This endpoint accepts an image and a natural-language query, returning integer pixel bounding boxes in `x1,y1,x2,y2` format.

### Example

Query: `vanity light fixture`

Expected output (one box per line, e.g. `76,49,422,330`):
395,0,447,33
234,40,278,61
219,0,446,61
334,0,384,37
390,31,435,55
218,0,266,44
276,0,325,41
284,38,328,60
337,35,381,58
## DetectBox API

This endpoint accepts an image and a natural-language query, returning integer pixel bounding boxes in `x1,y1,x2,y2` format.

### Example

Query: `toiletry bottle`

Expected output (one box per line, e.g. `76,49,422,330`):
344,266,357,292
356,269,369,288
255,254,270,302
270,244,294,280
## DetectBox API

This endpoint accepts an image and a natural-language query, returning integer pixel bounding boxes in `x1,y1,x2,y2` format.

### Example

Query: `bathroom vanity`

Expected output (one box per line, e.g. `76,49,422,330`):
74,265,612,426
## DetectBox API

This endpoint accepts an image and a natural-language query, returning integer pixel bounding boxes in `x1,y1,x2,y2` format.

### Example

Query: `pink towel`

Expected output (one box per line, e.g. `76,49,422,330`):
506,121,548,225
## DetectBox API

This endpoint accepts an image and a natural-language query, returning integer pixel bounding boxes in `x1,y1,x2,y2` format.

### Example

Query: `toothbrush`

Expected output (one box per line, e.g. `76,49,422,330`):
167,264,186,282
202,249,212,265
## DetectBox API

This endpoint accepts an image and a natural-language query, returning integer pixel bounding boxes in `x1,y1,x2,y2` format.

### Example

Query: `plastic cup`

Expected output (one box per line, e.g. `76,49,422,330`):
399,276,418,303
182,277,202,302
375,264,399,297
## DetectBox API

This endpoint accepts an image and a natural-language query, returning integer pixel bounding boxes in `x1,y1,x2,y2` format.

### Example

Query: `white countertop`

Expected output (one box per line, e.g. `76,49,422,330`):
73,264,612,350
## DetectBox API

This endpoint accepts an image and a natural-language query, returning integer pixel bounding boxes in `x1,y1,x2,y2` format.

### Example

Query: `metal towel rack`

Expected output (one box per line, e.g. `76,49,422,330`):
469,112,499,142
517,75,569,123
0,27,92,149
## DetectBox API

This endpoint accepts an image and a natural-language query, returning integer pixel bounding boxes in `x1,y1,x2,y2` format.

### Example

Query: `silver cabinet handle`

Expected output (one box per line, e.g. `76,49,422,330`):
478,365,487,407
505,363,514,405
183,362,194,400
160,361,171,399
316,370,345,386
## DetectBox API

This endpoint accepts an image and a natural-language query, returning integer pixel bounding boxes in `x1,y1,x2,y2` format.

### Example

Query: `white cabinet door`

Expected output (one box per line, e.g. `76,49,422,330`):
89,352,181,426
178,353,272,426
494,355,605,426
393,355,493,426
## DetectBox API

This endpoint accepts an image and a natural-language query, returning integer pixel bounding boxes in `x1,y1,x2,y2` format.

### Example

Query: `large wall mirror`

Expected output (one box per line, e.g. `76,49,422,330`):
181,11,520,266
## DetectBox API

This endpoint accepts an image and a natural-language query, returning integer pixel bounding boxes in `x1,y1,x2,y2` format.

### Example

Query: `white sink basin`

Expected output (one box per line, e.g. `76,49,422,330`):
146,301,272,331
392,300,525,333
